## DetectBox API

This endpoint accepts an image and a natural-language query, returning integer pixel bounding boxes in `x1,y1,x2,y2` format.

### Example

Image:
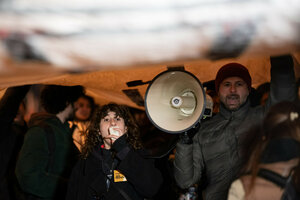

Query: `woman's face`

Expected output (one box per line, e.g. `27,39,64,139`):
99,111,127,149
74,97,92,121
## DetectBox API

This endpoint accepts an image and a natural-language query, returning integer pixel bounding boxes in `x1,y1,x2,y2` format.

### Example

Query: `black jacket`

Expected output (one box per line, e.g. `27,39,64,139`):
0,85,30,200
66,135,163,200
15,113,79,200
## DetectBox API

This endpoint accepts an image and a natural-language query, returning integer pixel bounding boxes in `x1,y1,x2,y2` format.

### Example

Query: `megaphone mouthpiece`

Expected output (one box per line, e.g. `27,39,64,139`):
171,94,196,108
171,96,183,108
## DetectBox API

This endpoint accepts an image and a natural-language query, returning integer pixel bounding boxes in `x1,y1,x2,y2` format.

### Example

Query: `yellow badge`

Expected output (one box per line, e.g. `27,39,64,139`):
114,170,127,182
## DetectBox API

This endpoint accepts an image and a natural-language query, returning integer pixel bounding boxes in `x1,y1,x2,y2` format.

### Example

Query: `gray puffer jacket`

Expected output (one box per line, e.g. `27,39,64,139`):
174,55,297,200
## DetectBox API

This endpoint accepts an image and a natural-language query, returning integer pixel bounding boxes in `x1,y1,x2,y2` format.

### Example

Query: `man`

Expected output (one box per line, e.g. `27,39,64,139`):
174,55,297,200
15,85,84,200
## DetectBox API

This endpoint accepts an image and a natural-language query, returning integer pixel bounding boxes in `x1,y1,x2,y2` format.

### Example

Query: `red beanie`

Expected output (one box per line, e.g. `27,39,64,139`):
215,63,251,92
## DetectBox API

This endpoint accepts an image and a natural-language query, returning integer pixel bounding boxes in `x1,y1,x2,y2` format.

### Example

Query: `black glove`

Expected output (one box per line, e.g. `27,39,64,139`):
179,132,194,144
179,123,200,144
111,134,131,160
111,134,128,152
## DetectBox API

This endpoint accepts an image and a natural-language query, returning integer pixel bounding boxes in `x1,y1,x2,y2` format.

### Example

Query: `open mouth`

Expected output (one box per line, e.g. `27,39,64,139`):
226,94,240,104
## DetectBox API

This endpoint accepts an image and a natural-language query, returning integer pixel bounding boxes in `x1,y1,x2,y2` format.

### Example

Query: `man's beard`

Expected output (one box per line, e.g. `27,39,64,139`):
224,94,249,111
66,111,75,121
67,107,78,121
227,94,239,100
225,94,241,111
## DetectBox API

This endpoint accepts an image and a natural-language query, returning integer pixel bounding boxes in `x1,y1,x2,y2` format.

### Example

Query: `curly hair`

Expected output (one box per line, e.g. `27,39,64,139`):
81,103,143,158
40,85,85,114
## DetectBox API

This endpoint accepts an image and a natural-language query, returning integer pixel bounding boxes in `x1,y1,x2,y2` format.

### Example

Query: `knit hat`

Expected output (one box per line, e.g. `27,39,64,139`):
215,63,252,92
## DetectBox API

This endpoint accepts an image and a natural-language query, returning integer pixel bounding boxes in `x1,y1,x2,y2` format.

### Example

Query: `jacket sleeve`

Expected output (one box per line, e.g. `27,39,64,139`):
112,136,163,198
174,133,205,189
15,126,66,198
265,54,297,110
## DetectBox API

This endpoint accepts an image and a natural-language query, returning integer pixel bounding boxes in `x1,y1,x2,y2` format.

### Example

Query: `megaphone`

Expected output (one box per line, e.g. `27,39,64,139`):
144,69,206,134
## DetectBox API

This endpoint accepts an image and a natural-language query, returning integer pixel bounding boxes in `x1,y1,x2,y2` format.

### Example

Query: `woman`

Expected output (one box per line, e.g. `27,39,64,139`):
66,103,163,200
228,101,300,200
70,94,95,151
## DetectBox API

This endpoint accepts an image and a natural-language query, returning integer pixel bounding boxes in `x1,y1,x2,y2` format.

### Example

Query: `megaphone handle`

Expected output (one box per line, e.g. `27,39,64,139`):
179,132,193,145
179,123,200,144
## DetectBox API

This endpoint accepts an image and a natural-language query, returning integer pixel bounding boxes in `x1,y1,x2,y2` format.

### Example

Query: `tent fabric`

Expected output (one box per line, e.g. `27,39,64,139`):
1,52,299,109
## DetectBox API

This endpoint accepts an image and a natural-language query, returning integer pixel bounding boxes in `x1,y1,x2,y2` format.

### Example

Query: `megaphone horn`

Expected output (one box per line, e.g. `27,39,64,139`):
145,69,206,134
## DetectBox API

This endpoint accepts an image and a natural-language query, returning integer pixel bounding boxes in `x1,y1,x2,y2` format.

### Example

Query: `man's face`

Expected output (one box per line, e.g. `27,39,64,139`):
218,77,249,111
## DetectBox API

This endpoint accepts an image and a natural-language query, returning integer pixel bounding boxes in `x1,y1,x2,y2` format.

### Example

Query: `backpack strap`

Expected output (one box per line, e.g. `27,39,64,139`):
110,181,133,200
257,168,288,188
92,148,133,200
39,123,55,173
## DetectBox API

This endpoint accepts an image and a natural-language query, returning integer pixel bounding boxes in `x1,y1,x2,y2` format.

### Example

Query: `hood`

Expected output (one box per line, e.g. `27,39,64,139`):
28,112,58,128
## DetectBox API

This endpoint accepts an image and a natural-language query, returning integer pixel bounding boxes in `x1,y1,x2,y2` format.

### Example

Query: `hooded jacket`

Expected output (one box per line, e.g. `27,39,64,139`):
15,113,79,200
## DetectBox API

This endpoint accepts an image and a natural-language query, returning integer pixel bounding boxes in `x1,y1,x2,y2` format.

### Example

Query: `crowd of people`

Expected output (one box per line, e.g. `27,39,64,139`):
0,54,299,200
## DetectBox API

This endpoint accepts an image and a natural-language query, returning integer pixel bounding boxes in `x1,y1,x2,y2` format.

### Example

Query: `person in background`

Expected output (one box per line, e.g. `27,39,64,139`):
15,85,84,200
0,85,31,200
174,54,297,200
70,94,96,152
66,103,163,200
205,88,220,115
228,101,300,200
251,82,270,106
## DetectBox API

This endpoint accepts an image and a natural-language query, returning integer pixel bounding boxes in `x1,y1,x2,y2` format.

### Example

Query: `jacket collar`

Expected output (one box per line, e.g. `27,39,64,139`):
28,112,59,128
219,99,250,120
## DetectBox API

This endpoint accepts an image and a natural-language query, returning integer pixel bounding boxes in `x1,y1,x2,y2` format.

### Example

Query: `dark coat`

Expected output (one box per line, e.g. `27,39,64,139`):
0,86,30,200
66,135,163,200
15,113,79,200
